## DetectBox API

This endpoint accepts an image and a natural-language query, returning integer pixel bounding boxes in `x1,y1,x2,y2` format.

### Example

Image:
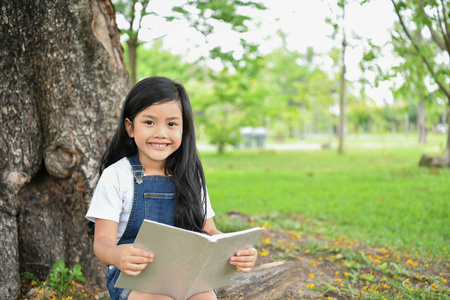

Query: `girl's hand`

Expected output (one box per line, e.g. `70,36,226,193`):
229,247,257,273
115,244,154,277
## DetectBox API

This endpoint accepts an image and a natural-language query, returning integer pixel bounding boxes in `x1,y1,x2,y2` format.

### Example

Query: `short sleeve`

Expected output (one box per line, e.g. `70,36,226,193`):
85,167,123,224
204,186,215,219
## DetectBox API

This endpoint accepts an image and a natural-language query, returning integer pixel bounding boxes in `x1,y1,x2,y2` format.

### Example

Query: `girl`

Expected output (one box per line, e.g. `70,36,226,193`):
86,76,257,300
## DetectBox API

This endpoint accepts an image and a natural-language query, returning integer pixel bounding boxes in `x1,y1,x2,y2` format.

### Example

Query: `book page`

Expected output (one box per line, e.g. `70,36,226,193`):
115,220,263,300
208,227,263,241
185,227,263,298
115,220,211,299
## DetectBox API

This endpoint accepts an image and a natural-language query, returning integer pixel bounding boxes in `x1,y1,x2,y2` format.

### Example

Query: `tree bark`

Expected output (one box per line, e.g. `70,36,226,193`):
417,100,426,144
217,261,300,299
0,0,128,298
338,40,346,154
127,36,138,87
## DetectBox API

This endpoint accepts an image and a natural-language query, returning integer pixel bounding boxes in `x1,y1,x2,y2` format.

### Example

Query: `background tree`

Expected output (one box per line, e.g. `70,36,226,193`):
389,0,450,167
126,39,191,82
113,0,150,86
0,0,128,298
113,0,266,86
326,0,348,154
264,42,335,142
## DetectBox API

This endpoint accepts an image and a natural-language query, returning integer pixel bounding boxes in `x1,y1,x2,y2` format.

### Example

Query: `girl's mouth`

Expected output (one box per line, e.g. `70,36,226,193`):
151,143,169,148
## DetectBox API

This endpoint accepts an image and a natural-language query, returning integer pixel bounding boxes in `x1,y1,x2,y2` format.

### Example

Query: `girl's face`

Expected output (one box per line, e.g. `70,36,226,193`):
125,100,183,174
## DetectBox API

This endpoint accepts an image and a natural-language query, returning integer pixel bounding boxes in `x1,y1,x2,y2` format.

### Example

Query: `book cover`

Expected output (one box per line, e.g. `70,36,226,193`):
115,219,263,300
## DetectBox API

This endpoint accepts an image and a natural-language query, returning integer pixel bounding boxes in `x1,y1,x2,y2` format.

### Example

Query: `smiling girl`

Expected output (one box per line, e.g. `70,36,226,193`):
86,77,257,300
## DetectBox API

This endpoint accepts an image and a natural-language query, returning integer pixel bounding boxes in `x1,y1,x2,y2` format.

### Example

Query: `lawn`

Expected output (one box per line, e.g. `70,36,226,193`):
200,134,449,259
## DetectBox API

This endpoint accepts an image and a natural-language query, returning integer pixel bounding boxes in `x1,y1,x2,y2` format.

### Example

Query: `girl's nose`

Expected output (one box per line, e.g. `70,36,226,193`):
153,125,168,138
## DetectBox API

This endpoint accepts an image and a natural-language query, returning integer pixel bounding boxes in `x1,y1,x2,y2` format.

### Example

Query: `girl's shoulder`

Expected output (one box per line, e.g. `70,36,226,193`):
102,156,132,178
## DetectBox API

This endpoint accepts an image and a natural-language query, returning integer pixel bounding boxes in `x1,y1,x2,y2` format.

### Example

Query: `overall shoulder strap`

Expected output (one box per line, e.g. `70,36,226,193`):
127,154,144,184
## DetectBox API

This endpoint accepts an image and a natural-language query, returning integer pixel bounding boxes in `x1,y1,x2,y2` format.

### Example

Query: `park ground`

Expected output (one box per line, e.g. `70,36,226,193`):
21,134,450,299
20,215,450,299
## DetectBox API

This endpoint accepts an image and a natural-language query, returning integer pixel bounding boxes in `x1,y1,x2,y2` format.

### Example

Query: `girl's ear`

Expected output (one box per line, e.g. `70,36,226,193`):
124,118,134,138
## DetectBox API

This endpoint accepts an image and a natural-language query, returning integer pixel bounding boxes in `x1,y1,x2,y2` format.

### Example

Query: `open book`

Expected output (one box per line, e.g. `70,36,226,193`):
115,219,263,300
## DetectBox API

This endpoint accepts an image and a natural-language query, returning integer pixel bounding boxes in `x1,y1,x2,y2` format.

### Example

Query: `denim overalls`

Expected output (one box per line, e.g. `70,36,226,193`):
106,154,176,300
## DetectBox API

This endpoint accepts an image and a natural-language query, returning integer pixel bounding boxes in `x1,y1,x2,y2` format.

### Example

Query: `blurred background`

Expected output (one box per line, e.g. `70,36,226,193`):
112,0,449,154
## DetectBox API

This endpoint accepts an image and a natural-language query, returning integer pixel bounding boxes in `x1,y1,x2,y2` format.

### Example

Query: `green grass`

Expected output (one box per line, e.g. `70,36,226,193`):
200,134,450,259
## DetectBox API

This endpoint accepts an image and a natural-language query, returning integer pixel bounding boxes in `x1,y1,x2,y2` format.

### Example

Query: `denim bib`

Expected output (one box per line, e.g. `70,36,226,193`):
106,154,176,299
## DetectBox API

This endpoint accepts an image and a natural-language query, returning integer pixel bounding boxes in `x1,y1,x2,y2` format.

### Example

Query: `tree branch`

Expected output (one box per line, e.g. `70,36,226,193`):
418,1,447,51
391,0,450,101
439,0,450,51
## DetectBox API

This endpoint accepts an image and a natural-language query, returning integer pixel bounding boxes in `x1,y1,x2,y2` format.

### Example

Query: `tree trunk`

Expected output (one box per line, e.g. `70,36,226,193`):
127,36,138,87
417,100,426,144
0,0,128,298
419,99,450,167
338,35,346,154
217,261,300,299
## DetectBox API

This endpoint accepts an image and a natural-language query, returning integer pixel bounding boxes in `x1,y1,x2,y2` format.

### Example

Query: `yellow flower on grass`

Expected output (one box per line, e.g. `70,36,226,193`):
298,290,303,294
309,273,315,279
261,237,271,245
407,259,418,266
258,248,269,256
290,232,301,239
306,284,315,289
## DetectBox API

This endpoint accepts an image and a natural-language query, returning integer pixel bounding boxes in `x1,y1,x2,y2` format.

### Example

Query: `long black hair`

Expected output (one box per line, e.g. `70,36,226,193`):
100,76,207,233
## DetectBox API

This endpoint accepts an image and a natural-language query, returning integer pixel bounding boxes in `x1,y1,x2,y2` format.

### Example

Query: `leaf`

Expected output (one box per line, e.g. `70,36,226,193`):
73,264,82,274
54,259,66,272
172,6,189,15
362,50,376,61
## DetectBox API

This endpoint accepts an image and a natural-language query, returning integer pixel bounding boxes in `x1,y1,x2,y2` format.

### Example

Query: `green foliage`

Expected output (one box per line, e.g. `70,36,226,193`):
21,259,87,299
124,40,191,83
173,0,266,36
21,271,41,286
201,138,449,258
46,259,86,296
385,1,449,102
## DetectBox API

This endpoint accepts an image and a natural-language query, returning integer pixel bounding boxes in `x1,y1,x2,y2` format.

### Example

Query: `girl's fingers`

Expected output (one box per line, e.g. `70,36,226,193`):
231,254,256,261
230,247,257,271
129,247,154,259
123,269,142,277
130,254,153,264
232,260,255,268
235,248,257,257
237,267,252,273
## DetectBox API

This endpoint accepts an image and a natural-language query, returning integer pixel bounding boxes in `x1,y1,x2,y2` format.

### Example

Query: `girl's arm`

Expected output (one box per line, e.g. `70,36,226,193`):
94,219,153,277
203,217,222,236
203,217,258,273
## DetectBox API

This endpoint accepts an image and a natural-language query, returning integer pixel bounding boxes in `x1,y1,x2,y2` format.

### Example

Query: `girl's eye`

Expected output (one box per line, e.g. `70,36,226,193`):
168,122,177,127
145,121,154,125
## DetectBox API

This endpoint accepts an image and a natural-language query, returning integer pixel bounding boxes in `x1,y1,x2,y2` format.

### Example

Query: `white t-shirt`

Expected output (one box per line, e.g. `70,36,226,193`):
85,157,215,242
